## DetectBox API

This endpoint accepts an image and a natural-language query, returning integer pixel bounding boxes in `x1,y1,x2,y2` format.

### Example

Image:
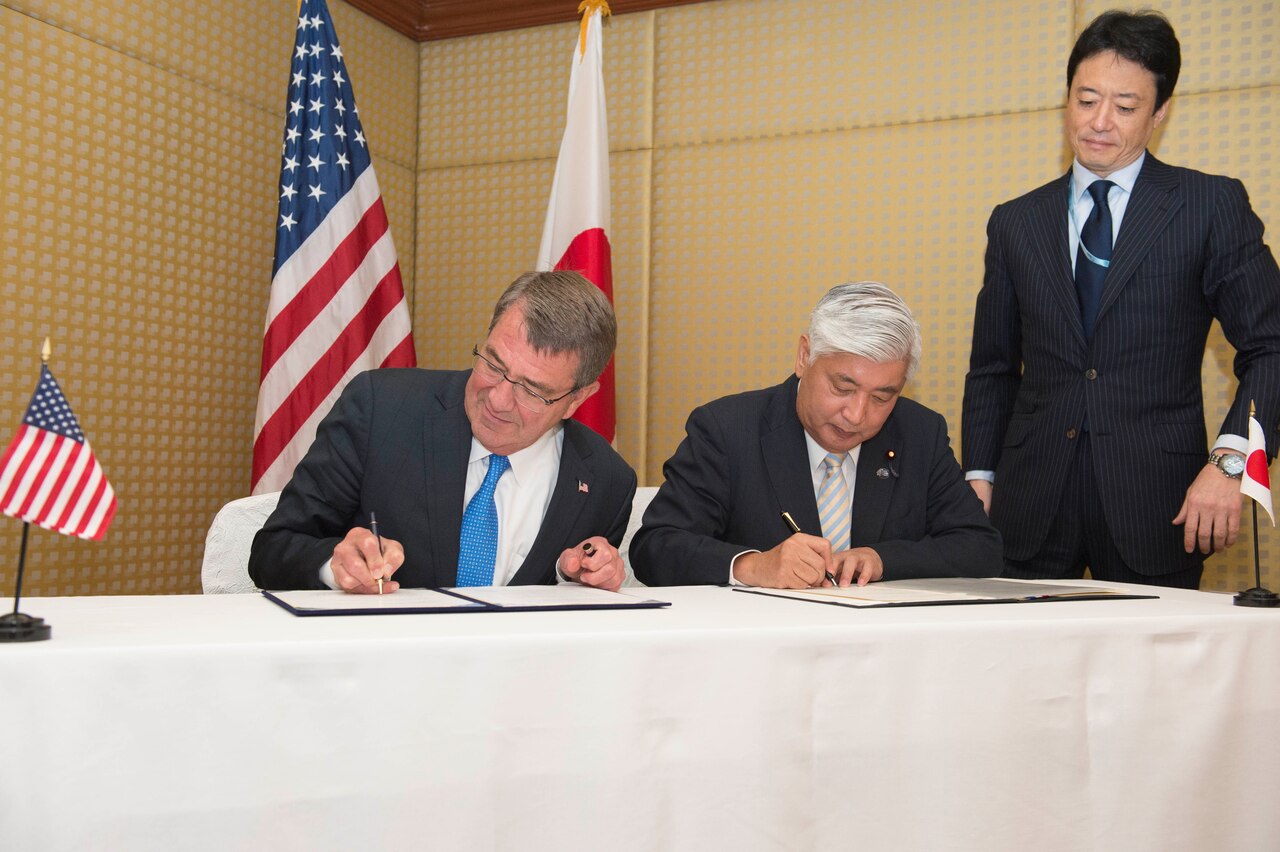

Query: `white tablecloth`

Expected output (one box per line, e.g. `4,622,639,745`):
2,583,1278,851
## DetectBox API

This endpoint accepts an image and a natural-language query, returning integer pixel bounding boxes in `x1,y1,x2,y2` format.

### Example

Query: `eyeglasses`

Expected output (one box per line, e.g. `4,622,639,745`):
472,347,579,411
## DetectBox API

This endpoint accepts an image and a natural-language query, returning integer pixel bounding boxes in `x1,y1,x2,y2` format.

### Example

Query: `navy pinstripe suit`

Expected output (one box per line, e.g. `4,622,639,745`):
962,153,1280,577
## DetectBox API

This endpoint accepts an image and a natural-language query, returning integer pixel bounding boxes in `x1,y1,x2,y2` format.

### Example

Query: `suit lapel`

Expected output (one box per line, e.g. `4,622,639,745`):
761,377,825,535
424,380,470,586
509,423,591,584
1095,154,1181,326
850,419,899,545
1028,172,1087,343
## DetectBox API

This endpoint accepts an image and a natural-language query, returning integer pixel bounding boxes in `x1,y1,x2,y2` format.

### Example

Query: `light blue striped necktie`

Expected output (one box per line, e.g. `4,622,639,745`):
456,454,509,587
816,452,851,553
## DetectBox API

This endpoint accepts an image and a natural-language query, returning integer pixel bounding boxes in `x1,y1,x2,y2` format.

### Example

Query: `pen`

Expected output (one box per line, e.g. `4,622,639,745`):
781,511,838,587
370,511,384,595
582,541,596,557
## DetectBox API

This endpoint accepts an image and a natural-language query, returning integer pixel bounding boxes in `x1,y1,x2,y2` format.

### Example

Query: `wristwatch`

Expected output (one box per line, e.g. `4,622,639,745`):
1207,452,1246,479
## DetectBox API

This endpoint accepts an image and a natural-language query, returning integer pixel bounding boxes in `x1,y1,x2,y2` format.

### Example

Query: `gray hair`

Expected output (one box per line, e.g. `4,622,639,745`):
806,282,922,381
489,270,617,389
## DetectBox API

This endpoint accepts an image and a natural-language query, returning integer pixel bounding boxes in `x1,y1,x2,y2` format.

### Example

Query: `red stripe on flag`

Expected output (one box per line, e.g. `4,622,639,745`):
43,441,87,529
252,266,409,483
260,199,392,380
380,334,417,368
554,227,615,442
15,435,66,517
49,444,92,531
71,474,110,539
0,427,41,510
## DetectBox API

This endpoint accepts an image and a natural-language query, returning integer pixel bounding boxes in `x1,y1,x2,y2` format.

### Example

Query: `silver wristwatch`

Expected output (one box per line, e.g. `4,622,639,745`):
1207,452,1245,479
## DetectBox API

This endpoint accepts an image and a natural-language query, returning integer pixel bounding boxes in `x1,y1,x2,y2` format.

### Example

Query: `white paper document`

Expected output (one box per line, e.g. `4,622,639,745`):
737,577,1155,608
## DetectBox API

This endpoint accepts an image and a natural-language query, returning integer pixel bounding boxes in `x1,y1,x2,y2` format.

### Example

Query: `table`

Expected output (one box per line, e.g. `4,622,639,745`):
2,583,1278,851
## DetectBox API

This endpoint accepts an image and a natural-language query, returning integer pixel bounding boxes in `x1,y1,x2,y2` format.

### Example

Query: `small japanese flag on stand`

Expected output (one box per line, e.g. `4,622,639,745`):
1242,411,1274,526
1235,402,1277,607
537,0,615,442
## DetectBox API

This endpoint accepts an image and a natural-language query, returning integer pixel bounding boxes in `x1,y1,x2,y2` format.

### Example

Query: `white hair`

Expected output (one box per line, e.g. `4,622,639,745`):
806,282,922,380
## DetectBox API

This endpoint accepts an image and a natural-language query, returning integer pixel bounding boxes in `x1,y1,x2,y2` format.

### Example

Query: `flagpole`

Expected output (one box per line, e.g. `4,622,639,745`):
1,339,55,640
11,521,29,616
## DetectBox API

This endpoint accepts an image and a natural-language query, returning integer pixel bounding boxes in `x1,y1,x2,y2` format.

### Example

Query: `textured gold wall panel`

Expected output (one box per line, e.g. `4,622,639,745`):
420,12,655,169
654,0,1072,145
1,2,418,595
7,0,419,169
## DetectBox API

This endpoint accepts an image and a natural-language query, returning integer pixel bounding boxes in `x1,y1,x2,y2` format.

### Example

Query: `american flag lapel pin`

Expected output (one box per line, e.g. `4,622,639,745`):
578,480,589,494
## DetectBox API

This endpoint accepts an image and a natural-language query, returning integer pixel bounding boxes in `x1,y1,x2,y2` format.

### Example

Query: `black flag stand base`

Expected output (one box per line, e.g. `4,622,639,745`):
1234,587,1280,608
0,611,51,641
3,521,51,642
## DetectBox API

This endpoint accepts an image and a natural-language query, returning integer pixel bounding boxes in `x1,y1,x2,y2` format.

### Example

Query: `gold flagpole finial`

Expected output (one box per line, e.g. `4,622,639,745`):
1251,399,1257,417
577,1,611,56
41,337,51,364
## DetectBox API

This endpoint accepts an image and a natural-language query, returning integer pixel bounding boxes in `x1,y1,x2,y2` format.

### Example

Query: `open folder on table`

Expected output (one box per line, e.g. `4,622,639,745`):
263,584,671,617
735,577,1157,609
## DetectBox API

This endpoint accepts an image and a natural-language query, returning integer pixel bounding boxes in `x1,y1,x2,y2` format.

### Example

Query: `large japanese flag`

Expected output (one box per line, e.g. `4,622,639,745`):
537,2,614,442
1242,412,1275,526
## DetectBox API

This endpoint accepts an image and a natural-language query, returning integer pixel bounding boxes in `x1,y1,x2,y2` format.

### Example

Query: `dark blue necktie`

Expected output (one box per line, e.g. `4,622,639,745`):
1075,179,1114,341
456,454,509,587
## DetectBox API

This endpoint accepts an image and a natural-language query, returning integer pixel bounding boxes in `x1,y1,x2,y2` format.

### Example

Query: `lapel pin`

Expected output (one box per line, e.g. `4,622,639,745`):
578,480,589,493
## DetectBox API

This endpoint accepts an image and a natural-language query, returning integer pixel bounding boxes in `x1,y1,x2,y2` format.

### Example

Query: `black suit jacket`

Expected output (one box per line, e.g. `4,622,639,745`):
248,369,637,590
963,154,1280,573
630,375,1002,586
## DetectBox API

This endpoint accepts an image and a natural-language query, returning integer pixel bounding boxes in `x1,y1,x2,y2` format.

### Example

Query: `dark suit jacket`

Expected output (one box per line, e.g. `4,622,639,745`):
963,154,1280,573
630,375,1002,586
248,369,637,590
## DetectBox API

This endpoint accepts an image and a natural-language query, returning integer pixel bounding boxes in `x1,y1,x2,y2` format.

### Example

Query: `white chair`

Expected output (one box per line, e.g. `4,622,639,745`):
620,486,658,585
200,485,661,593
200,492,280,593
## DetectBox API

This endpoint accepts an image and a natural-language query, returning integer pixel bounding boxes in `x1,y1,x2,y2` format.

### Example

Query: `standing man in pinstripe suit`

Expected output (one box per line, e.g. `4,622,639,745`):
961,10,1280,589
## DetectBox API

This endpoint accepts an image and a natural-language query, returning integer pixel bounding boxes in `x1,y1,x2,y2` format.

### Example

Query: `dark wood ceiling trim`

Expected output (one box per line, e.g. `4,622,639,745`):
345,0,709,42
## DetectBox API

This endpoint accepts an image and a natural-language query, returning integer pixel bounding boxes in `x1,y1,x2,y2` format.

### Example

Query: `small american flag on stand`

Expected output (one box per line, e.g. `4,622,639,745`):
0,361,117,540
252,0,416,494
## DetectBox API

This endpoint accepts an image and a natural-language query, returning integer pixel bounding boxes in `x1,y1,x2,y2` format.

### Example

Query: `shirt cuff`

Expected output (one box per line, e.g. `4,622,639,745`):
965,470,995,483
318,558,339,590
1211,435,1247,456
728,550,760,586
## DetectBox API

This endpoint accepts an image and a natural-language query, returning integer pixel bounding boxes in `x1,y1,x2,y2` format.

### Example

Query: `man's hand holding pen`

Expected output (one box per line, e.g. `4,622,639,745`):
332,525,405,594
558,537,625,592
733,533,835,589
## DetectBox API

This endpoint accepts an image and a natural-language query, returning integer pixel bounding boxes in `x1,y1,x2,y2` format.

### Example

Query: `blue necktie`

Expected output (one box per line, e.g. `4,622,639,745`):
1075,179,1114,341
456,454,509,587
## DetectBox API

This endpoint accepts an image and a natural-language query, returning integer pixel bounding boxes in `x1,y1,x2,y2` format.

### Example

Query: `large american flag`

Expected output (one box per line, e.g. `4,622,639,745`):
252,0,415,494
0,365,117,540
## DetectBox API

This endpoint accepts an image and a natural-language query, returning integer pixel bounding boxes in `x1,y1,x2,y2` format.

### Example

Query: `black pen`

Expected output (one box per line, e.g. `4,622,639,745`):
781,511,838,587
370,511,384,595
